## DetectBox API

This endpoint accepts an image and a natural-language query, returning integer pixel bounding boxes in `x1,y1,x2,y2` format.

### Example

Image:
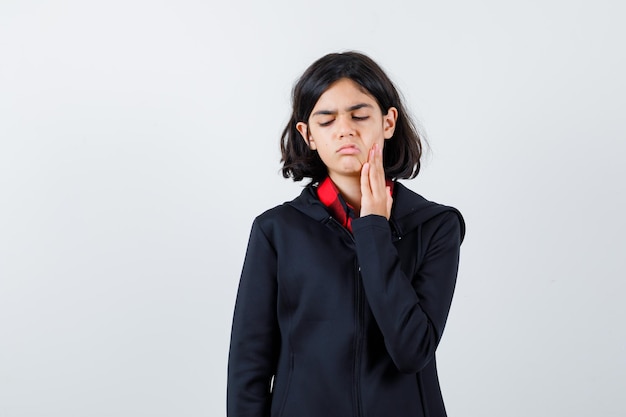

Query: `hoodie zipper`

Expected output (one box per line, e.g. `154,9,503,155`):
327,217,363,417
354,260,364,417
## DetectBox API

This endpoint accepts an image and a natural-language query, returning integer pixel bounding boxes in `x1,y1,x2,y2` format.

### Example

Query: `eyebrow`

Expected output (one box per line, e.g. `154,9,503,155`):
311,103,374,117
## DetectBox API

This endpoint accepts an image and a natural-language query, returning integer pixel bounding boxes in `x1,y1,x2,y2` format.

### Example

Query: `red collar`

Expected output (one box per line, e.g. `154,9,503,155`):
317,177,394,232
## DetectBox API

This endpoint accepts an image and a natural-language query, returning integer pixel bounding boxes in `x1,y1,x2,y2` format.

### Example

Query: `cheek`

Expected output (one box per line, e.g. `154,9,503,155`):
316,143,333,156
310,131,331,148
367,127,387,144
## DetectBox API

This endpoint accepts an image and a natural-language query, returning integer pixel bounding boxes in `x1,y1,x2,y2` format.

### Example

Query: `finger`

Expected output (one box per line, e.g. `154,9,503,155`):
376,141,385,171
369,144,385,197
361,162,371,197
367,146,375,163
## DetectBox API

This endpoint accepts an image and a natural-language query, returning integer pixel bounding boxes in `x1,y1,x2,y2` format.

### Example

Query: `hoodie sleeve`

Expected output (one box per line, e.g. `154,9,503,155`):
227,219,279,417
351,211,463,374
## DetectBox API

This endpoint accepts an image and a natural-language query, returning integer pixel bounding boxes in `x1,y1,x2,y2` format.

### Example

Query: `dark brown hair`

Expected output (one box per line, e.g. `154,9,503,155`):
280,51,423,184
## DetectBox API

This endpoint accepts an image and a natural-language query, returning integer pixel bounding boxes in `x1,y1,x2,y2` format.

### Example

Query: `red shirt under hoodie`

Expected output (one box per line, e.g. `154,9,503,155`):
316,176,394,232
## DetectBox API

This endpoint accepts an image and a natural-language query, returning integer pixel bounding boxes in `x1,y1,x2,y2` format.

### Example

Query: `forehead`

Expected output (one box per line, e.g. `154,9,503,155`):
312,78,377,110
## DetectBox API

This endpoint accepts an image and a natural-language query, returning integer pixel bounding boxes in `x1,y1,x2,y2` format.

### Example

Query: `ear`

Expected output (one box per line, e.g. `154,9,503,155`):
383,107,398,140
296,121,317,150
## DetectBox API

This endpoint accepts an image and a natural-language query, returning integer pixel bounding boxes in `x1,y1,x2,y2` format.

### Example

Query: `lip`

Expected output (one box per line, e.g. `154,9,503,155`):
337,144,360,155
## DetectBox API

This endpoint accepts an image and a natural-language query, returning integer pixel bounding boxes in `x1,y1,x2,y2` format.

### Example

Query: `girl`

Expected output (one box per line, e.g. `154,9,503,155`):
228,52,465,417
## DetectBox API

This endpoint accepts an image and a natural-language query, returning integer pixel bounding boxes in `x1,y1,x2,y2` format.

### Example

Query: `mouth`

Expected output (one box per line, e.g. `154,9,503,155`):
336,144,360,155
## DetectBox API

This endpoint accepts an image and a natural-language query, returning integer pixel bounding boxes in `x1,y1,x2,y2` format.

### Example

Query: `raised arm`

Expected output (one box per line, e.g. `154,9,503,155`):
352,211,462,373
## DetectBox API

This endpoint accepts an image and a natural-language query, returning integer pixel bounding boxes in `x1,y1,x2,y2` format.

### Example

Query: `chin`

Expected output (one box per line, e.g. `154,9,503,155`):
339,168,362,177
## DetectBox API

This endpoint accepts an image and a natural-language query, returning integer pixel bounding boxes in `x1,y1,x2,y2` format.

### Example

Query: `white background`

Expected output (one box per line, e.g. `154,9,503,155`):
1,1,625,416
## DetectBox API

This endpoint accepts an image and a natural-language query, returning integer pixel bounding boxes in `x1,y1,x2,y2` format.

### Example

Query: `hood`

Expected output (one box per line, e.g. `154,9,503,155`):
287,182,465,243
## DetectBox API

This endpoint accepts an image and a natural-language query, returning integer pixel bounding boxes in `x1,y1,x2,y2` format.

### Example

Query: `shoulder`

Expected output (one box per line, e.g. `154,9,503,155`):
392,182,466,243
252,186,325,233
252,202,299,232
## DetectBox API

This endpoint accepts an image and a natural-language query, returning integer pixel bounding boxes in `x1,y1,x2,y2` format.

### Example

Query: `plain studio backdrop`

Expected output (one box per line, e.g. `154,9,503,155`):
1,1,624,416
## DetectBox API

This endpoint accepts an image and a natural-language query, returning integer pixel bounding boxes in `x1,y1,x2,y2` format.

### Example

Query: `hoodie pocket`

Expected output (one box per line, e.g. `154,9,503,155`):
274,353,294,417
416,372,430,417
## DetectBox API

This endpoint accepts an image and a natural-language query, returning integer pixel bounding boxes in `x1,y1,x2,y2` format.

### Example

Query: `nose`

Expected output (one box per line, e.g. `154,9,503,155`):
336,115,355,138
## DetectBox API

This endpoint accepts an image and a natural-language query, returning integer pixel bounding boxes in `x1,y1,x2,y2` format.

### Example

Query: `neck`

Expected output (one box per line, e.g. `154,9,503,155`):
329,174,362,215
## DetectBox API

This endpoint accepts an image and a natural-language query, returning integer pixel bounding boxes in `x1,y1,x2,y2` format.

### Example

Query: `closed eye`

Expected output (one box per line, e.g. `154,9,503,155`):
353,115,369,121
319,119,334,127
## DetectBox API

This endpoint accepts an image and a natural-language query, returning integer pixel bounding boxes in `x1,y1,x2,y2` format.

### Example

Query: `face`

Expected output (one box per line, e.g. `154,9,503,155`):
296,78,397,181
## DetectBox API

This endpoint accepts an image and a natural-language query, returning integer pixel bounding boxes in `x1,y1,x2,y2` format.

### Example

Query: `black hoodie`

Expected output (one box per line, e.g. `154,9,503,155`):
228,182,465,417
